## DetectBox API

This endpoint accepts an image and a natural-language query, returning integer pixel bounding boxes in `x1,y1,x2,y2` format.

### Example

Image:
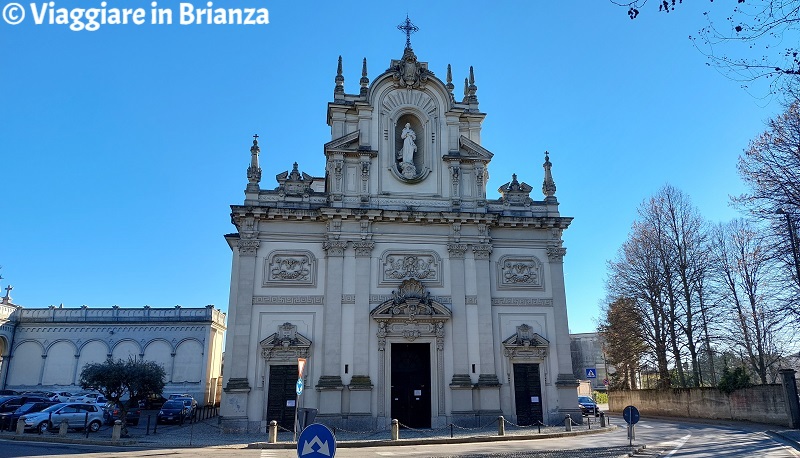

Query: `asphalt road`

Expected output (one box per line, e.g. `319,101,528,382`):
1,415,799,457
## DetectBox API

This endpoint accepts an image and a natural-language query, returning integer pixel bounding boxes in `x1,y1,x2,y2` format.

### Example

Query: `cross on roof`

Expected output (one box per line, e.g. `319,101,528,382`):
397,15,419,49
253,134,259,140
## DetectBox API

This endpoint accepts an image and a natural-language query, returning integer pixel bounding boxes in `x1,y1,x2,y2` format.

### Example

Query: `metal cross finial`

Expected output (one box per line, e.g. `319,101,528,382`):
397,15,419,49
253,134,259,141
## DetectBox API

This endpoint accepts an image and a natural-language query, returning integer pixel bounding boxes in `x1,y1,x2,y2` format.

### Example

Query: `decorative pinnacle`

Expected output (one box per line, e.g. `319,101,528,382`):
360,57,369,95
446,64,454,93
542,151,557,198
467,66,478,104
247,134,262,186
463,77,469,98
397,15,419,49
334,55,344,97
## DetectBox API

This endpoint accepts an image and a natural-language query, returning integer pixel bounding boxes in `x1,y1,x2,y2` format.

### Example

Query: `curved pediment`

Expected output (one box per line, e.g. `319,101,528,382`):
370,279,451,321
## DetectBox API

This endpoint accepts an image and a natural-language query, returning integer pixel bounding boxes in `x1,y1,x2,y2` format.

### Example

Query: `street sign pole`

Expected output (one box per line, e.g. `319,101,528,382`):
294,358,307,443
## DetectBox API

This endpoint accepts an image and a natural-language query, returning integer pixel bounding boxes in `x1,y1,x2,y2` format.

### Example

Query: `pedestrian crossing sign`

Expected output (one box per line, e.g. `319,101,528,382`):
586,368,597,378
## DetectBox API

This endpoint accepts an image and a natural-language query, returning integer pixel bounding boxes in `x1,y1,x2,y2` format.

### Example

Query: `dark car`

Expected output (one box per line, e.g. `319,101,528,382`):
578,396,599,416
103,400,141,426
156,400,190,424
0,401,57,431
0,396,51,414
0,390,17,396
173,397,197,416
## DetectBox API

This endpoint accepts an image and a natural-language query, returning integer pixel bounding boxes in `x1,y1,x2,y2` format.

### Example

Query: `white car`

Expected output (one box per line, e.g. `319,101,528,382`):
46,392,73,402
68,393,106,405
20,403,104,433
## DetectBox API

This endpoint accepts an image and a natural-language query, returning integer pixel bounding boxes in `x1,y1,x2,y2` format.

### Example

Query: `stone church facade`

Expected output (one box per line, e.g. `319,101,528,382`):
220,41,579,431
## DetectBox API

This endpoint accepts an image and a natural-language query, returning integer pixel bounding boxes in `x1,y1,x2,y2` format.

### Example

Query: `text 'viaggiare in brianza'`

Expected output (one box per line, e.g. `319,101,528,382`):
2,1,270,31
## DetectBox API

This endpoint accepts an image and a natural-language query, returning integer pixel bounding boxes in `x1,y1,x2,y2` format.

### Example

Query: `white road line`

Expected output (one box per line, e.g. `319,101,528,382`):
663,434,692,457
260,450,280,458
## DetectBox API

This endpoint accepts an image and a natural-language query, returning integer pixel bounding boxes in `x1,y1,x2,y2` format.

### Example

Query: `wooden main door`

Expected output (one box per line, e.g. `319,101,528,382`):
391,343,431,428
513,363,544,426
266,364,297,429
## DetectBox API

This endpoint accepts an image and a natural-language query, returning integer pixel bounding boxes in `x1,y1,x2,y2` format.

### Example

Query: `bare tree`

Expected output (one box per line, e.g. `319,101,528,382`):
736,100,800,314
708,219,787,384
607,221,672,388
611,0,800,92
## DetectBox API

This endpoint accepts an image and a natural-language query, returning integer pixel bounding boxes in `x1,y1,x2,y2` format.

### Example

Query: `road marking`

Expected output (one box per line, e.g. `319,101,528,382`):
663,434,692,457
261,450,281,458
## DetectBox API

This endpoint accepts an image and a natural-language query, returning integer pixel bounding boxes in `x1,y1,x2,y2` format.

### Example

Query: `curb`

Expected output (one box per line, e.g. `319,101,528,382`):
766,431,800,451
4,434,137,446
246,424,619,449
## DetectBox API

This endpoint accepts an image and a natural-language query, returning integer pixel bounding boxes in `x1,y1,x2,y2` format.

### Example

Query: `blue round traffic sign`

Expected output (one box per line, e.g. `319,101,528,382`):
623,405,640,425
297,423,336,458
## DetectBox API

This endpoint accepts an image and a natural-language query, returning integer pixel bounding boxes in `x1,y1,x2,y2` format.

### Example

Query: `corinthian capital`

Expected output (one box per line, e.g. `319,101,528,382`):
471,243,493,260
447,243,468,259
237,239,260,257
547,246,567,262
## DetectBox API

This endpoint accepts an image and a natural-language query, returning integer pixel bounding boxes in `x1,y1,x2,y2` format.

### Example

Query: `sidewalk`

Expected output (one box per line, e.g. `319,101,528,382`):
0,414,621,450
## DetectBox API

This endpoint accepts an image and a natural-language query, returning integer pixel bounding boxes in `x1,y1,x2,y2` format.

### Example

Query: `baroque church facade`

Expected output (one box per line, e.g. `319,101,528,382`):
220,39,579,431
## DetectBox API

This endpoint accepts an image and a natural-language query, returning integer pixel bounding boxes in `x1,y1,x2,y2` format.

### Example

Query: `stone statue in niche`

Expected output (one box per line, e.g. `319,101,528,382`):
397,123,418,178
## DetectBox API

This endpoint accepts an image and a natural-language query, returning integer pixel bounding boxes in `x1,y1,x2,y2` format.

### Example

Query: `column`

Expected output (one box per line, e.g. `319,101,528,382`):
548,246,582,423
317,240,347,416
472,243,500,414
447,242,473,417
220,238,259,430
349,241,374,416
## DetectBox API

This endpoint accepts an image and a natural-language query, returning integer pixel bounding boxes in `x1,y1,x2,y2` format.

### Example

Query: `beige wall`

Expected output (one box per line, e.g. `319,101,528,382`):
609,386,792,427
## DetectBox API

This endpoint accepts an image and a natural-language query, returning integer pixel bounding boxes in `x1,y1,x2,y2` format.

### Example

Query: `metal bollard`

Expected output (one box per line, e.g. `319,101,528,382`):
600,412,606,427
59,420,69,436
565,414,572,432
112,420,122,441
268,420,277,443
391,419,399,441
498,416,505,436
16,418,25,435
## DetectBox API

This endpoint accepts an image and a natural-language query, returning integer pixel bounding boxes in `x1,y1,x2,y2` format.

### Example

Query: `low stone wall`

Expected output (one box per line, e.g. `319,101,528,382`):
608,385,791,427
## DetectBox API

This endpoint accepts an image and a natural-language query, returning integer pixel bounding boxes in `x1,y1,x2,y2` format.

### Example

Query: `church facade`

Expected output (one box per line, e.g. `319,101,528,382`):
220,40,579,431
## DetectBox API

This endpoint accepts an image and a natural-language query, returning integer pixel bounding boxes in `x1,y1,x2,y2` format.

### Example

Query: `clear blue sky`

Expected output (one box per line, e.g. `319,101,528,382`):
0,1,781,333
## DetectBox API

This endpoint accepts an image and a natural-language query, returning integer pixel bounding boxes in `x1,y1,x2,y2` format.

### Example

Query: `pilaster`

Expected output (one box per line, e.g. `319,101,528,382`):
547,245,581,423
350,241,374,414
447,242,472,412
221,239,258,428
318,239,347,414
472,243,500,411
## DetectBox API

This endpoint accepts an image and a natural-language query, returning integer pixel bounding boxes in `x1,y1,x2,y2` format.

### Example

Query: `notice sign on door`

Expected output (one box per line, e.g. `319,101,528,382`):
286,400,296,407
414,390,422,396
531,396,539,403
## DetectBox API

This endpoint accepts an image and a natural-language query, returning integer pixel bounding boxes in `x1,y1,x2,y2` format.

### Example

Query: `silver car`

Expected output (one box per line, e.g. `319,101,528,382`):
20,402,104,433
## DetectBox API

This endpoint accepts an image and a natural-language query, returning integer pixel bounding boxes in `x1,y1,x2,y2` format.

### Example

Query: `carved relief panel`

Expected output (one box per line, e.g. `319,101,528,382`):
263,250,317,287
379,250,442,287
497,255,544,290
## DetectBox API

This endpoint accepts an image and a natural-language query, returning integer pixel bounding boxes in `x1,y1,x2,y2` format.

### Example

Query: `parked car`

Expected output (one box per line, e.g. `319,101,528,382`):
0,401,57,431
578,396,599,416
20,402,104,433
0,396,51,414
46,392,72,402
103,400,141,426
173,397,197,416
156,400,191,424
167,393,191,400
0,390,17,396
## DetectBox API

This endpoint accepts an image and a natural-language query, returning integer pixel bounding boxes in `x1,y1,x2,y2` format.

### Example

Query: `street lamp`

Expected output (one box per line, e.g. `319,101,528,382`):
777,208,800,286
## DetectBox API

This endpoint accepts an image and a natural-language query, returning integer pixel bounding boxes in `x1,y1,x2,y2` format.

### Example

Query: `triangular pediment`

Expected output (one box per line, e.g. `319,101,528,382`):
502,324,549,348
458,135,494,160
324,130,360,151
